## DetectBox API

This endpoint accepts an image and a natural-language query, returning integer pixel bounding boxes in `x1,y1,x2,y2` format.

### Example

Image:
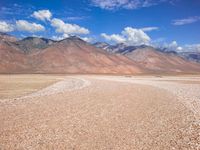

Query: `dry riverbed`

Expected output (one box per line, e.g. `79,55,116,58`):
0,74,200,149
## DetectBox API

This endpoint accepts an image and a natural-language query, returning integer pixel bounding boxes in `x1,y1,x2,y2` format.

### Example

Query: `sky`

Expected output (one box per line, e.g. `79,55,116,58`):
0,0,200,51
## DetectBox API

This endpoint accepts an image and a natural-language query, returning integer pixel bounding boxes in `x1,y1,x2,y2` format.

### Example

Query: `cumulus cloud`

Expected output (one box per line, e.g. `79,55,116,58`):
123,27,151,45
141,27,159,32
51,34,93,43
183,44,200,52
161,41,200,53
32,10,52,21
0,21,14,32
52,33,69,41
173,43,200,53
90,0,169,10
16,20,45,32
101,33,126,43
172,16,200,26
168,41,178,48
156,40,200,53
101,27,151,46
176,46,183,51
81,37,93,43
160,40,181,51
51,18,90,35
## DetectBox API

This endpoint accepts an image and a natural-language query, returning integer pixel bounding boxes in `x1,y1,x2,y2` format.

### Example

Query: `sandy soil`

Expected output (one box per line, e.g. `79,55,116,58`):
0,75,64,99
0,75,200,149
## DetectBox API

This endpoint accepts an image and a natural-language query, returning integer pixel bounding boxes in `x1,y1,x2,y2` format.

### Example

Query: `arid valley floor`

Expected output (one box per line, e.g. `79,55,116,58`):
0,74,200,149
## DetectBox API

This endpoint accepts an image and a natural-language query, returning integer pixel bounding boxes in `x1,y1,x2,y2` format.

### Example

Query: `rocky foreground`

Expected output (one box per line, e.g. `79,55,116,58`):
0,75,200,149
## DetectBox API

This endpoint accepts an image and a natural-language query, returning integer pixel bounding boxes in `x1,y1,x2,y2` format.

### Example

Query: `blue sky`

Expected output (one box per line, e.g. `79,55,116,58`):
0,0,200,51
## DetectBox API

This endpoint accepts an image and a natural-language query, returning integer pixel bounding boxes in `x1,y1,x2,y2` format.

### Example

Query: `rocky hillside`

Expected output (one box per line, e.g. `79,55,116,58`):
0,35,143,74
0,33,200,74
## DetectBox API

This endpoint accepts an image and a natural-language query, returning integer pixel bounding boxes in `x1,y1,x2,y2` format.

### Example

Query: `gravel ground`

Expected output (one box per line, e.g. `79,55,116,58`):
0,75,200,149
0,77,90,103
91,76,200,119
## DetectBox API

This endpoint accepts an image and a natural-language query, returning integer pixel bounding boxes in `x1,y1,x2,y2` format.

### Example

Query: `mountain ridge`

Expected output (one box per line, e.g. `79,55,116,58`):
94,42,200,63
0,34,144,74
0,33,200,74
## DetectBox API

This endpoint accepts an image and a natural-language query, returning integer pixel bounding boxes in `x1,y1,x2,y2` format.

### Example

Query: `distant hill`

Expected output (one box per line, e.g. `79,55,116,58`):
158,46,200,63
0,32,17,42
178,52,200,63
93,42,200,74
0,33,200,74
125,47,200,74
0,35,143,74
14,37,56,53
93,42,148,54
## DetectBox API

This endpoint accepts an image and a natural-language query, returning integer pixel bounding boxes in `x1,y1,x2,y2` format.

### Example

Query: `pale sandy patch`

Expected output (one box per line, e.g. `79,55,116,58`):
0,74,65,99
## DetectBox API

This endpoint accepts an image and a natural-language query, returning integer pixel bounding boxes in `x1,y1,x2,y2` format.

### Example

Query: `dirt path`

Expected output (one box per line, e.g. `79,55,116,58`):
0,75,200,149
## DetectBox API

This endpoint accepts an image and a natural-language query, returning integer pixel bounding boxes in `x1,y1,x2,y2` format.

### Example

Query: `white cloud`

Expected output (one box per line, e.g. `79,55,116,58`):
170,43,200,53
161,41,180,51
52,34,93,43
101,33,126,43
0,21,14,32
31,34,43,38
32,10,52,21
101,27,151,46
51,18,90,35
161,41,200,53
81,37,93,43
176,46,183,51
90,0,169,10
172,16,200,26
123,27,151,45
66,16,87,21
169,41,178,48
183,44,200,52
174,44,200,53
52,33,69,41
16,20,45,33
156,40,200,53
91,0,129,10
141,27,159,32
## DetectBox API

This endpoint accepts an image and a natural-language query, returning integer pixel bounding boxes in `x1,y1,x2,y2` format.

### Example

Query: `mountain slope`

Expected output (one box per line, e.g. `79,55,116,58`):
0,32,17,42
0,35,200,74
0,36,143,74
15,37,55,53
125,47,200,73
93,42,148,54
94,42,200,74
0,40,29,73
29,37,143,74
179,52,200,63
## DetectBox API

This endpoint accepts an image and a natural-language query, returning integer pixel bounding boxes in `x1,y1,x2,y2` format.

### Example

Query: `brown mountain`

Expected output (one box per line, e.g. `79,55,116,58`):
125,47,200,74
14,37,56,53
0,32,17,42
27,37,144,74
0,34,200,74
0,36,143,74
0,40,29,73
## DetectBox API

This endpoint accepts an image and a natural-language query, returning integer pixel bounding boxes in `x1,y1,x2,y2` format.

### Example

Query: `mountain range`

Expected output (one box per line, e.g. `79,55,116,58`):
94,42,148,54
94,42,200,74
0,32,200,74
93,42,200,63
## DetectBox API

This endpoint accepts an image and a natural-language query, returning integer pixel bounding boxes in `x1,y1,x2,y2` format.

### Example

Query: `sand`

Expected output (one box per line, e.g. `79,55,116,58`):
0,74,64,99
0,75,200,149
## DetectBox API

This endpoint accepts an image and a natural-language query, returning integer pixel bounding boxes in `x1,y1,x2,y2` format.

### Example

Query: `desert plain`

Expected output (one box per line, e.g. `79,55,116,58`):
0,74,200,149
